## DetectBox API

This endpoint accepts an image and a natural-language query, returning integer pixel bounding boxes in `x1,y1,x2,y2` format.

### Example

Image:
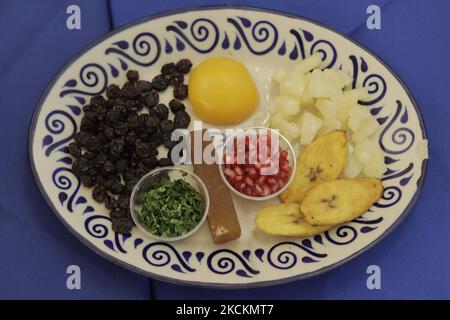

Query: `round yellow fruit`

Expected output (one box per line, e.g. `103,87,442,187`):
188,57,259,125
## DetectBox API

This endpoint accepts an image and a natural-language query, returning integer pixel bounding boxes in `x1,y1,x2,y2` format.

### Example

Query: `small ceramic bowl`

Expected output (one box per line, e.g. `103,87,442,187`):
218,127,297,201
130,167,210,241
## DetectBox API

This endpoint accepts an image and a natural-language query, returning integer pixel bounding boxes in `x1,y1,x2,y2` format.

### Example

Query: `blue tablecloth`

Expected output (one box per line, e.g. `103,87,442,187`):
1,0,449,299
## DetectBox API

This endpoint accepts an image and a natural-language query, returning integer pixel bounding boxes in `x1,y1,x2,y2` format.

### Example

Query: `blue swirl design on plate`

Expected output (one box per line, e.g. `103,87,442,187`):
166,18,219,53
379,100,415,155
84,214,128,253
267,241,327,269
105,32,161,67
207,249,259,278
289,29,337,68
43,110,77,157
142,242,195,273
52,167,80,212
227,17,278,55
349,55,386,106
60,63,108,98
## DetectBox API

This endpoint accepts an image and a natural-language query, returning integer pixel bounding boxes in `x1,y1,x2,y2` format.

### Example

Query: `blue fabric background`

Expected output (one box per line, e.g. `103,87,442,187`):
1,0,449,299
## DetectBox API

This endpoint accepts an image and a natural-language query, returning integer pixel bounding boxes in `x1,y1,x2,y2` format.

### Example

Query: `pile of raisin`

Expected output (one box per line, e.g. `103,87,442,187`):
69,60,192,234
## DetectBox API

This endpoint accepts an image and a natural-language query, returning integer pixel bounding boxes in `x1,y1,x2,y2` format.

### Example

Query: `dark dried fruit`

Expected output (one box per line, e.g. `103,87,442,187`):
136,80,152,94
168,99,185,113
92,185,106,202
115,158,128,172
68,142,82,157
110,137,125,158
159,119,174,133
112,217,133,234
176,59,193,74
125,100,138,112
173,110,191,129
80,116,96,131
169,72,184,86
101,160,115,176
152,74,169,92
105,109,120,126
90,95,105,107
173,83,188,100
107,178,123,194
114,122,128,136
146,116,159,131
80,175,96,188
117,194,130,210
109,209,127,220
135,139,151,158
161,62,176,75
158,157,173,167
105,195,118,210
154,103,169,120
144,91,159,108
126,70,139,82
141,156,159,170
82,104,93,112
120,82,138,99
106,84,120,99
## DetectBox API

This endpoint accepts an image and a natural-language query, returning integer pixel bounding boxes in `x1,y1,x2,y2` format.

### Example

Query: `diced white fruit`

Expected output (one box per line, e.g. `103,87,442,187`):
281,121,302,140
275,95,301,116
336,102,351,122
354,139,377,165
308,69,342,99
347,105,371,132
352,117,380,143
315,99,339,118
363,145,385,178
270,112,286,129
323,69,346,89
293,53,322,74
270,113,301,140
280,73,306,97
343,144,363,179
317,117,342,136
273,69,289,83
298,112,323,145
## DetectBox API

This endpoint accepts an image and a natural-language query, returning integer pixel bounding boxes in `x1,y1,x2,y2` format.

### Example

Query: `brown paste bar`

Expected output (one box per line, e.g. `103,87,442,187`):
190,130,241,244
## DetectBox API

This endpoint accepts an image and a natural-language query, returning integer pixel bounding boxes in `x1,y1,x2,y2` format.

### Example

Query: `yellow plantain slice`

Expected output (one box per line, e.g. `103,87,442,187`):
256,203,332,237
301,178,384,226
281,130,347,203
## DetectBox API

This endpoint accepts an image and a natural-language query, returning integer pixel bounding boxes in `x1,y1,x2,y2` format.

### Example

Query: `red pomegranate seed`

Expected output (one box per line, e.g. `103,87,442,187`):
224,167,235,179
266,177,277,185
255,184,263,196
234,166,243,176
279,171,289,181
257,176,266,185
280,150,288,160
235,175,243,183
271,184,280,193
248,167,259,179
244,176,254,187
262,185,271,196
280,162,291,173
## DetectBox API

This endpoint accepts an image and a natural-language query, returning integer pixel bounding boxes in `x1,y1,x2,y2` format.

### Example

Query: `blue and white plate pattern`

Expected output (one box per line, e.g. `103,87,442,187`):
29,7,428,287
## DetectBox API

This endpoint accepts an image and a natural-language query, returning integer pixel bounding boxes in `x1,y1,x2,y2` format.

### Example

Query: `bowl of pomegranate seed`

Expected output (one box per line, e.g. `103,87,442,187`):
219,127,296,201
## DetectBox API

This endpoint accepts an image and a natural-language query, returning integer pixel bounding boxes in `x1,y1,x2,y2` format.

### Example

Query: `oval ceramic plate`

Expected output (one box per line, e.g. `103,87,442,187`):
29,6,428,287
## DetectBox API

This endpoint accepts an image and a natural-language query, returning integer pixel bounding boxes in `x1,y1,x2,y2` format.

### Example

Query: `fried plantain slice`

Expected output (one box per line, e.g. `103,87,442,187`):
281,130,347,203
301,178,383,226
256,203,332,237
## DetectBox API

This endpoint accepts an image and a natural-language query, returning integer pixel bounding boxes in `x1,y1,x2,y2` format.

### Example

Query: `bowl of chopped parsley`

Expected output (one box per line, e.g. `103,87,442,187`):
130,168,210,241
